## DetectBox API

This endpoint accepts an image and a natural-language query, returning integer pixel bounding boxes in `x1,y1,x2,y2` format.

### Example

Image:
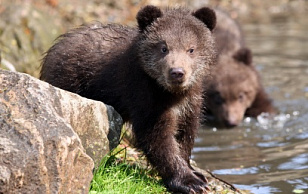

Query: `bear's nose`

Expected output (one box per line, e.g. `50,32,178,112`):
224,120,237,128
223,117,239,128
169,68,185,82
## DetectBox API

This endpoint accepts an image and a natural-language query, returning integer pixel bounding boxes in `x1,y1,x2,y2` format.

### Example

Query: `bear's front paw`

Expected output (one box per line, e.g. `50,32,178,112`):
166,170,209,194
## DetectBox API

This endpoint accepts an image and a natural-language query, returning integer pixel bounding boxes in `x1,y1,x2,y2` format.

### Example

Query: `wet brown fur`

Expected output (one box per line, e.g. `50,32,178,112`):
40,6,216,193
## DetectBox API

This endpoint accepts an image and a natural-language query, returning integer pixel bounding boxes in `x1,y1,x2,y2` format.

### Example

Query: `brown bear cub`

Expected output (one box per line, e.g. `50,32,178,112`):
202,9,275,128
40,5,216,193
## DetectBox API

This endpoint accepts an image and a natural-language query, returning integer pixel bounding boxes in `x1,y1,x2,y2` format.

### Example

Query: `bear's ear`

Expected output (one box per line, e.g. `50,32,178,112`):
233,48,253,65
192,7,216,31
136,5,163,32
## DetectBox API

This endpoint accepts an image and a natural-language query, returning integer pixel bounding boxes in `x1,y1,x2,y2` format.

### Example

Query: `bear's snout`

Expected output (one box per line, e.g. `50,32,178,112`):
223,118,238,128
169,68,185,83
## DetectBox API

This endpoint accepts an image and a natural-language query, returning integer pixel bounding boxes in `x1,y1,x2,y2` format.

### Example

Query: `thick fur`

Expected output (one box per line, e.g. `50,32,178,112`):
203,9,275,128
41,6,216,193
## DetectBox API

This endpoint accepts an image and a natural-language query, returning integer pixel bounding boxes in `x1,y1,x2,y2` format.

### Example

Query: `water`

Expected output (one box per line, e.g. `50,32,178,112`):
193,16,308,193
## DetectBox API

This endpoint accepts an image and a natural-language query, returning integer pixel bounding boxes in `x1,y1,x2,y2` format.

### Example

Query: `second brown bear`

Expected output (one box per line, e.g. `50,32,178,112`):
203,9,276,128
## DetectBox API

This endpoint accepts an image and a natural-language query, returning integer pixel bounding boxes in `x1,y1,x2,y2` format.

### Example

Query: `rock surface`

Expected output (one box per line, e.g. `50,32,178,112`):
0,69,123,193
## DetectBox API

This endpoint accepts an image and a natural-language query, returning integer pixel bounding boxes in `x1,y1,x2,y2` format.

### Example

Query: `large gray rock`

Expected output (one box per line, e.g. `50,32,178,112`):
0,69,123,193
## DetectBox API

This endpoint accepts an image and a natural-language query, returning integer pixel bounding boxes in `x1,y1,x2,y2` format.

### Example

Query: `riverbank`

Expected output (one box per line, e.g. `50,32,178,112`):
90,135,249,194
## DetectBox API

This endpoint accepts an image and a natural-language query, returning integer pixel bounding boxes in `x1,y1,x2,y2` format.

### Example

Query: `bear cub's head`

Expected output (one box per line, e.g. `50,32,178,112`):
205,48,260,128
136,5,216,94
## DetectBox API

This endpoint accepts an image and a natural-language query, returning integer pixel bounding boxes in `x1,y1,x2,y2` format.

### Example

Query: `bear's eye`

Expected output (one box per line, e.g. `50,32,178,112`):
238,93,245,102
161,46,168,53
188,48,194,53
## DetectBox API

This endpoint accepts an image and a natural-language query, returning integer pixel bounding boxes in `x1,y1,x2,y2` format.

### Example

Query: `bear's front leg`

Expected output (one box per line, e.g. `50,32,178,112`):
176,108,208,185
133,111,208,194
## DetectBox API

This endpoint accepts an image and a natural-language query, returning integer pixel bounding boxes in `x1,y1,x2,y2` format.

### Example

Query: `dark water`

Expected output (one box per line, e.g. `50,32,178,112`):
193,16,308,194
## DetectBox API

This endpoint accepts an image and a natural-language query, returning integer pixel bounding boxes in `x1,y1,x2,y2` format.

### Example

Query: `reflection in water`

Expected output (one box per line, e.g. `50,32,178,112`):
193,15,308,194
